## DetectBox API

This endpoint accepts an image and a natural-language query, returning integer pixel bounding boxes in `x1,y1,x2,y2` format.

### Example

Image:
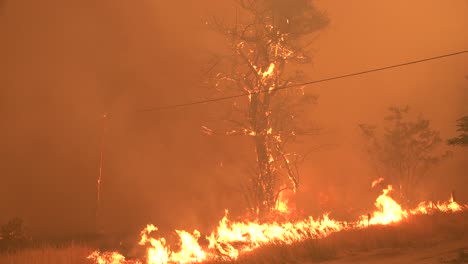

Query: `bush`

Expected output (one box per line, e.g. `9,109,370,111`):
0,217,31,252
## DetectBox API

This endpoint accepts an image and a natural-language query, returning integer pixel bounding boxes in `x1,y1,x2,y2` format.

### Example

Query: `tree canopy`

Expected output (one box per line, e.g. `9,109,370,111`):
447,116,468,146
359,106,450,205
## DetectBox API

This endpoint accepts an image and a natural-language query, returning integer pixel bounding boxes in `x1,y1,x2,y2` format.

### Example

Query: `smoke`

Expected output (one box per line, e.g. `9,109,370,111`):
0,0,467,238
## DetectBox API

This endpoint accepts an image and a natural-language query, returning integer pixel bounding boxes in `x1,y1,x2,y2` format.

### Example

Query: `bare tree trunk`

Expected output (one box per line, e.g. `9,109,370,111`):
250,90,276,215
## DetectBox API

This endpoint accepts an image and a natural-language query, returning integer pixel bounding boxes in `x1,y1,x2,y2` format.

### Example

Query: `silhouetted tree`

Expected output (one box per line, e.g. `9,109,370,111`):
447,116,468,146
0,218,29,251
204,0,328,215
448,76,468,147
359,106,450,206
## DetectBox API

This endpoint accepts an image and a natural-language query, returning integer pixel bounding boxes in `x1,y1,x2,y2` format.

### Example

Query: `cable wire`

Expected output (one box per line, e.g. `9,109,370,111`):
138,50,467,112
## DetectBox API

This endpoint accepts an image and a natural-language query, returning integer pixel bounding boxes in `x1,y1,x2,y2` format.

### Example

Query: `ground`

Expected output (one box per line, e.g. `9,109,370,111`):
319,238,468,264
1,212,467,264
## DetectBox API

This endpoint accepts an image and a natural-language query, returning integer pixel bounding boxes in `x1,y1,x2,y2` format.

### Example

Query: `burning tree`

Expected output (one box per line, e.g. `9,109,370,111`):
203,0,328,216
359,106,451,206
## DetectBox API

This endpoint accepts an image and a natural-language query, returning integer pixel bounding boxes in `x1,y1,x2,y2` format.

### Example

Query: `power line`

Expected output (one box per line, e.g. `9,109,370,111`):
138,50,467,112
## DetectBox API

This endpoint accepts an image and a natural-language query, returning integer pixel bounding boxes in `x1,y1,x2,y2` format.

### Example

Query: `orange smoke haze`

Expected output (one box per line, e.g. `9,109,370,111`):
0,0,467,239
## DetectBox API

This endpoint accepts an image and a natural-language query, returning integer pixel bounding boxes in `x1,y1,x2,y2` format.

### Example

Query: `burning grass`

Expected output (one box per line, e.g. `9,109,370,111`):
2,184,465,264
3,211,466,264
206,211,468,264
86,185,466,264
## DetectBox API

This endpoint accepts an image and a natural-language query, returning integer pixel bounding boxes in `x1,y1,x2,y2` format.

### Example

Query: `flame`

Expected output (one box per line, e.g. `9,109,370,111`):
262,63,275,78
359,185,408,226
410,193,462,214
358,185,465,227
136,224,209,264
257,62,276,88
371,177,384,188
276,189,294,214
268,154,274,163
87,251,129,264
207,211,345,259
89,184,466,264
276,199,289,213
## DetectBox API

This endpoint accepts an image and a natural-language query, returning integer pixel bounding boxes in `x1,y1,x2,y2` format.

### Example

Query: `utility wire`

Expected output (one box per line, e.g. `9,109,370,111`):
138,50,467,112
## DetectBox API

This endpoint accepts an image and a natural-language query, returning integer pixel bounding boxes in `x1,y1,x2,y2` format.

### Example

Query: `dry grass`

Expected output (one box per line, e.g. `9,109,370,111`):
1,212,466,264
207,211,468,264
0,243,94,264
330,211,467,251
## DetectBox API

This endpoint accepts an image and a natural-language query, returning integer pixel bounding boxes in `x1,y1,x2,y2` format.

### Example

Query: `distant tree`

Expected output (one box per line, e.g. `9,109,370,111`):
0,218,29,251
448,75,468,147
359,106,450,206
447,116,468,147
203,0,328,216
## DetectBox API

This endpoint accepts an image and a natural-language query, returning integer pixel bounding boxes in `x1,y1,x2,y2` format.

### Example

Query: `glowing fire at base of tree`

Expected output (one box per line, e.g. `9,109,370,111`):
88,184,466,264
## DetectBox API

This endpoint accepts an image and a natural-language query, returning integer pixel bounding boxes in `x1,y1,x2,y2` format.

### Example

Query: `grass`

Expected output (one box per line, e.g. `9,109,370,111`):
206,211,468,264
0,243,94,264
1,211,467,264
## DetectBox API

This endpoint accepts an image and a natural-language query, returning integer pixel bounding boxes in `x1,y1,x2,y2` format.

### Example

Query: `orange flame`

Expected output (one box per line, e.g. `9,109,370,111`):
371,177,384,188
89,184,466,264
207,210,346,259
276,193,289,213
87,251,130,264
358,185,464,227
137,224,208,264
359,185,408,226
410,193,462,214
275,189,295,214
261,63,275,79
